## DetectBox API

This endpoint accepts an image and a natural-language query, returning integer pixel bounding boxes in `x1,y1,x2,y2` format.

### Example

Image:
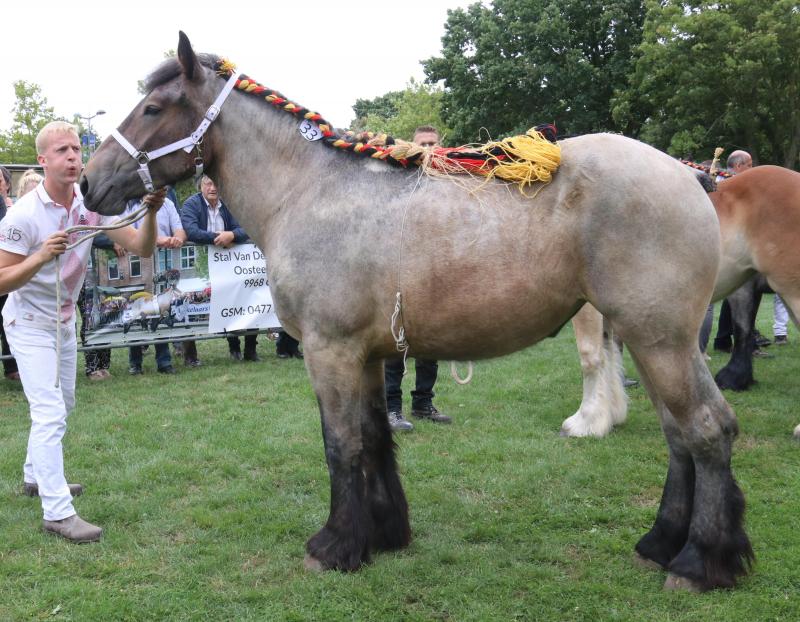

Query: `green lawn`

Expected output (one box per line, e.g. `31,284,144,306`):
1,299,798,621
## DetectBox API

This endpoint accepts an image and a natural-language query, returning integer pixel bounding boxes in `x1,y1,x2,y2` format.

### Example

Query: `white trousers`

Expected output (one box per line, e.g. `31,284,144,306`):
6,320,77,521
774,294,789,337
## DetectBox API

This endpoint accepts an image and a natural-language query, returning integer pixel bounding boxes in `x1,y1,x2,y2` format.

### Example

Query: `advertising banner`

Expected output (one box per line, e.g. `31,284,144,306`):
83,243,280,348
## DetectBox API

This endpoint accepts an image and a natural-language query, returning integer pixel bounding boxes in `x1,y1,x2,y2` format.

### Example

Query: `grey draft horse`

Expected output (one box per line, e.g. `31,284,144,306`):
79,32,752,591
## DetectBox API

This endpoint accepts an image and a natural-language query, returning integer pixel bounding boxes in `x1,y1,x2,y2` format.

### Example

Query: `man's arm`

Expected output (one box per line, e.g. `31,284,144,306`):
105,190,165,257
0,233,68,296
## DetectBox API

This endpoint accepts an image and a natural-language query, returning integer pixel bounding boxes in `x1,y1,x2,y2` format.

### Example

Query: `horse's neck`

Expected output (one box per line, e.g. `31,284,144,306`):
210,95,356,251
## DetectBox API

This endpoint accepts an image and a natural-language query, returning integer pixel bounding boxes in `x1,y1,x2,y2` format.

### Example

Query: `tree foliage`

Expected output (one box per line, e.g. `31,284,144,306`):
423,0,646,143
0,81,59,164
349,80,453,143
612,0,800,167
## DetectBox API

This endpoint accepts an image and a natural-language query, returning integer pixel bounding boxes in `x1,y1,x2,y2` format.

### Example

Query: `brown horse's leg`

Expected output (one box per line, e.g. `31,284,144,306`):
303,346,373,571
359,360,410,552
629,344,753,590
715,277,762,391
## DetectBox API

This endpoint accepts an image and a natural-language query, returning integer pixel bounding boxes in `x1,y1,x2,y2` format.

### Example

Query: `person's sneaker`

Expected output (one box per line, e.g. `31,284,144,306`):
157,365,176,374
753,347,774,358
623,377,640,388
185,359,203,367
411,404,452,424
230,351,243,361
291,350,304,359
774,335,789,345
5,371,20,381
243,352,261,362
128,365,143,375
88,370,109,381
24,482,83,497
388,410,414,432
754,331,772,348
42,514,103,543
276,351,291,359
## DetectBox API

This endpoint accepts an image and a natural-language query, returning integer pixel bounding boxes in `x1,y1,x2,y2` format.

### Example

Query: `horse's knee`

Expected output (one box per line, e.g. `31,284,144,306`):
578,338,604,371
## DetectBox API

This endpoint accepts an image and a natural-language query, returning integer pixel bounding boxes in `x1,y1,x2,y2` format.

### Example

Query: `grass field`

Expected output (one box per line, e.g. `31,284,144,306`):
1,299,799,621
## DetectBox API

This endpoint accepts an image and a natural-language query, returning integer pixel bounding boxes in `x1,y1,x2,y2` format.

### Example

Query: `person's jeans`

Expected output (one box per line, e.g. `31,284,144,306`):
699,303,714,353
773,294,789,337
227,334,258,355
129,342,172,370
384,357,439,412
275,331,300,355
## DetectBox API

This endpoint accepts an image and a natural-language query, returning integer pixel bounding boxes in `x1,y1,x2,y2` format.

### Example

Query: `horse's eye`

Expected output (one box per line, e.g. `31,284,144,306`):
144,105,161,116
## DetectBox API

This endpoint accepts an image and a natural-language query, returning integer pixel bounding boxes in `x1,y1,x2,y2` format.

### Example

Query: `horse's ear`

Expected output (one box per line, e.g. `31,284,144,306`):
177,31,199,81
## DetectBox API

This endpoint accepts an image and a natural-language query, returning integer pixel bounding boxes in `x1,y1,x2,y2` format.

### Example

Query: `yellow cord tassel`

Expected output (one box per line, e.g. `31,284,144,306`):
477,129,561,190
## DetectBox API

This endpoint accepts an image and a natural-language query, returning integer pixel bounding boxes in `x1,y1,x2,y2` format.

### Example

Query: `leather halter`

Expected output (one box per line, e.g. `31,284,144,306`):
110,71,239,192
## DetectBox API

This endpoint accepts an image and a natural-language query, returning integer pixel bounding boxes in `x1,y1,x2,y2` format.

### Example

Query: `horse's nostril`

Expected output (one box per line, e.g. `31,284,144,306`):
79,175,89,197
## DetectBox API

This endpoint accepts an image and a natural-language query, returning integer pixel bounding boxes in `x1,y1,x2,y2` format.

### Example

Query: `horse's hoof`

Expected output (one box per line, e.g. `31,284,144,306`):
663,573,703,592
633,552,664,571
559,413,611,438
793,423,800,440
303,554,325,573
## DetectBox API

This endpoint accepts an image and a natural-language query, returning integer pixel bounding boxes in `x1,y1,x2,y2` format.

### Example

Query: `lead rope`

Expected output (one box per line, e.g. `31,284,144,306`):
389,168,427,375
53,204,152,387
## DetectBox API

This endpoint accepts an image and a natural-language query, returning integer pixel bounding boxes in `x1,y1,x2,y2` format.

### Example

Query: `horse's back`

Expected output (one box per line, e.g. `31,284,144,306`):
399,133,719,359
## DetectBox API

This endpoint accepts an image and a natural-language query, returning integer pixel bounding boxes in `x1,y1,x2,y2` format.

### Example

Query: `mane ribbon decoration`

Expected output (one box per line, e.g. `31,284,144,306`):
110,68,240,192
216,60,561,193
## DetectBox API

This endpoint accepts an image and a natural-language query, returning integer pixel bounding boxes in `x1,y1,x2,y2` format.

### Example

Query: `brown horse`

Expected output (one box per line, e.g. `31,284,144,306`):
79,32,752,590
563,165,800,438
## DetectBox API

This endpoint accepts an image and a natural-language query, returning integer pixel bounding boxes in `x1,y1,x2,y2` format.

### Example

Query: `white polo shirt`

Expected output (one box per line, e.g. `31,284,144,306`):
0,183,117,328
124,197,182,236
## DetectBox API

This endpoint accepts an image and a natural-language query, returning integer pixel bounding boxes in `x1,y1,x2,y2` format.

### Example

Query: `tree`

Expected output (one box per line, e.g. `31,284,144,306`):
423,0,646,143
0,81,59,163
349,79,453,143
613,0,800,168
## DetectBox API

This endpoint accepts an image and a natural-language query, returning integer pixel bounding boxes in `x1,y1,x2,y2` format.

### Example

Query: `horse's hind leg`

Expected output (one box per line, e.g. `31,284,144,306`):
303,348,410,571
629,344,753,590
360,360,410,552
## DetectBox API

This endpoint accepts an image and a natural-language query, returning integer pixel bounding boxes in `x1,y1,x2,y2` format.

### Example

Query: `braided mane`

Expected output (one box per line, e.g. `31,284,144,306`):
212,58,562,191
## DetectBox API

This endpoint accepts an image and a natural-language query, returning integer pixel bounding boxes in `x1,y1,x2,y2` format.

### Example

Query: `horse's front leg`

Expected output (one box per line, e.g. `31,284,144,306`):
303,347,408,571
358,359,410,552
561,304,627,437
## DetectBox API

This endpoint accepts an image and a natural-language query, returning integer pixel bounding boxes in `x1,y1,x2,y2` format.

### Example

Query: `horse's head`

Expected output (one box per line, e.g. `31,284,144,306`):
81,32,229,215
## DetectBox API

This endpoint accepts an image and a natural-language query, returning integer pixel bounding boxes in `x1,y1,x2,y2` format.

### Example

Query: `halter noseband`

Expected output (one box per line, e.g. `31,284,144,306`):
110,70,239,192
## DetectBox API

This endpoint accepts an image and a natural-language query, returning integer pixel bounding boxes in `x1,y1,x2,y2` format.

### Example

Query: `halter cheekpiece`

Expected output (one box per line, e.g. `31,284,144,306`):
110,70,240,192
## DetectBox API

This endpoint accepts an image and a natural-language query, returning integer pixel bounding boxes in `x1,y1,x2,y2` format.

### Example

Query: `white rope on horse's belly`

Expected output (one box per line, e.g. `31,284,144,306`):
450,361,474,385
53,204,151,387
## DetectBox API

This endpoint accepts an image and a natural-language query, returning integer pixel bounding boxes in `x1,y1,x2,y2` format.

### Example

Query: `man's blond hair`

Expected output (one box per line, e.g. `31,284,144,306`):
35,121,80,155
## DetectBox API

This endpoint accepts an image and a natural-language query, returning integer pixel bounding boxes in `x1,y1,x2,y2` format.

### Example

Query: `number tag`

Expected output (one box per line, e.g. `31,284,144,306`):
298,119,323,142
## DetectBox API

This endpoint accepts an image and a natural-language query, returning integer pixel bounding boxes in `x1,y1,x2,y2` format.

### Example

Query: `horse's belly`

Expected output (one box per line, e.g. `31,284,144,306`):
402,278,582,361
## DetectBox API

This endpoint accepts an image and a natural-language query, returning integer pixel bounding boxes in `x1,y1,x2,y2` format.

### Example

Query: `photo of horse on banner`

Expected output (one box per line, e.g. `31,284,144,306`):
79,32,754,592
